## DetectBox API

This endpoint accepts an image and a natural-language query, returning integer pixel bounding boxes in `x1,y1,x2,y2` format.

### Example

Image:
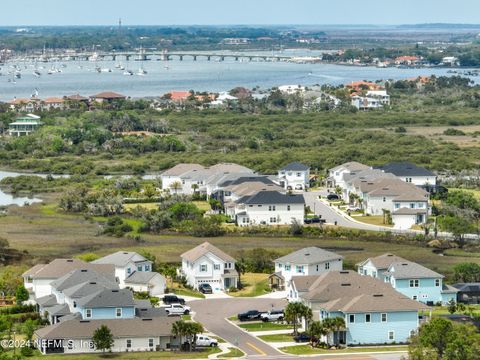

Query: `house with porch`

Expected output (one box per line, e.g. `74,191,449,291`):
269,247,343,292
180,242,238,291
290,270,430,345
8,114,42,137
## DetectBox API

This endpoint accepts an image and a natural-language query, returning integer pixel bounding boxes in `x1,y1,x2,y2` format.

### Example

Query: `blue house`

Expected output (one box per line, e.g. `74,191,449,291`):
75,289,135,320
291,271,430,346
358,254,457,305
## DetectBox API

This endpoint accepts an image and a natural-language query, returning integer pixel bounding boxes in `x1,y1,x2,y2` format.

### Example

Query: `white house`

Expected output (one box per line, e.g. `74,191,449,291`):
235,191,305,226
269,247,343,295
376,162,437,188
366,90,390,105
278,85,305,94
351,96,384,110
160,163,205,194
328,162,370,189
180,242,238,291
124,272,166,296
277,162,310,191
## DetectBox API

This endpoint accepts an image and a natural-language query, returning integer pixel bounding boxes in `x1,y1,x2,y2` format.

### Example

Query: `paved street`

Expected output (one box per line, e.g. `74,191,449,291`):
189,297,406,360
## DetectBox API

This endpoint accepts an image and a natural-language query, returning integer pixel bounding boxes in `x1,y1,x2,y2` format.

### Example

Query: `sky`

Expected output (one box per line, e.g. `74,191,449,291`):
1,0,480,26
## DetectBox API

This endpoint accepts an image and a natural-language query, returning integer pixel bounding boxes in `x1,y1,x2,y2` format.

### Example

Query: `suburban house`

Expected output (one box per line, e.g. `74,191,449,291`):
366,90,390,105
452,283,480,304
269,247,343,293
92,251,165,295
8,114,42,136
234,191,305,226
89,91,127,103
35,317,180,354
277,162,310,190
290,270,430,345
8,97,41,112
327,162,370,189
42,97,65,111
180,242,238,291
358,254,457,305
351,96,384,110
376,162,437,188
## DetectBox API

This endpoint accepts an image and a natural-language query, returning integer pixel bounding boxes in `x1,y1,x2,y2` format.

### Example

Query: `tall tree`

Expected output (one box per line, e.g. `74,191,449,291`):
92,325,114,354
284,302,312,335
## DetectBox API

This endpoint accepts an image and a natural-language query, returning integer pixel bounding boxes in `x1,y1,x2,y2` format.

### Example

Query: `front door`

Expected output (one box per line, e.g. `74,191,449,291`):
224,278,231,289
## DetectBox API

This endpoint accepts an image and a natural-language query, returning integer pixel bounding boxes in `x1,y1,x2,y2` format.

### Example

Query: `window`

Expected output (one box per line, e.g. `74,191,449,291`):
287,205,291,211
145,264,150,271
435,279,440,287
127,268,131,274
349,314,355,323
413,295,418,300
269,205,276,211
270,217,277,223
325,262,330,270
278,263,283,268
388,331,395,341
296,172,301,177
200,264,207,272
149,339,154,348
285,264,291,271
137,265,142,272
409,279,419,288
126,339,132,349
383,197,386,202
373,271,377,278
365,314,371,323
214,264,220,270
116,308,122,318
316,264,319,271
85,309,92,318
296,265,304,273
381,313,387,322
410,203,415,209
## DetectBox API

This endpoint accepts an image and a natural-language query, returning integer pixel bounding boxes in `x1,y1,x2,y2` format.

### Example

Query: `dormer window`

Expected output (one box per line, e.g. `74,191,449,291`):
85,309,92,318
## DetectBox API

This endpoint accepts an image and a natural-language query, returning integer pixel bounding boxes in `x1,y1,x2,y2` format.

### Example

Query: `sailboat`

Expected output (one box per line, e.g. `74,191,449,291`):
123,70,134,76
136,66,147,76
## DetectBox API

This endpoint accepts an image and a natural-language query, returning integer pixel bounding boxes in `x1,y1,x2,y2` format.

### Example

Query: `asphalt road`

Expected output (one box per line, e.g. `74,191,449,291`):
189,297,406,360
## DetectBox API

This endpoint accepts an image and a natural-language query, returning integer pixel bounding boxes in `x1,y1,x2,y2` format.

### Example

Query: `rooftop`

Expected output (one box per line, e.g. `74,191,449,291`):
275,247,343,265
181,241,235,263
377,162,435,177
385,261,444,280
241,191,305,205
92,251,149,267
280,162,310,171
22,259,114,280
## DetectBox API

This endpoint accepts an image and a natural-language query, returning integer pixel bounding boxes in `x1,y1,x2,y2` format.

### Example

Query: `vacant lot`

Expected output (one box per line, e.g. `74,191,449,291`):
1,202,479,278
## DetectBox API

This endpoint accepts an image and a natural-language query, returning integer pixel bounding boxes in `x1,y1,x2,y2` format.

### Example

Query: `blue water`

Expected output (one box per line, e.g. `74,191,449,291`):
0,49,473,101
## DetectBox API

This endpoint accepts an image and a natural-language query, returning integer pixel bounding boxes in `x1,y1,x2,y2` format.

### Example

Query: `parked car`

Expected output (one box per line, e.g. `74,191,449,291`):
164,303,191,316
198,283,213,294
162,295,186,305
294,184,303,190
294,332,311,343
237,310,263,321
327,194,340,201
196,335,218,347
260,310,284,322
347,206,361,211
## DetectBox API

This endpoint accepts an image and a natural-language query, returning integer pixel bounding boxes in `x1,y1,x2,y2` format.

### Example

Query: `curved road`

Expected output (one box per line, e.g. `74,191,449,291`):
190,297,406,360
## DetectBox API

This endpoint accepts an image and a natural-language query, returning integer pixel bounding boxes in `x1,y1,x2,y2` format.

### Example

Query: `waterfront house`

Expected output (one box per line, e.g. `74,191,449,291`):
290,270,430,345
8,97,41,112
180,242,238,291
42,97,65,111
8,114,42,136
270,247,343,292
277,162,310,191
90,91,127,103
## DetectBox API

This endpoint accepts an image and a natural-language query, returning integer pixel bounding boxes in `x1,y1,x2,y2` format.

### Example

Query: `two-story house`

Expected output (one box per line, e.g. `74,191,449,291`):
290,271,430,346
92,251,165,295
358,254,457,305
327,162,370,189
76,288,135,320
269,247,343,293
277,162,310,191
180,242,238,291
384,261,457,305
376,162,437,188
235,191,305,226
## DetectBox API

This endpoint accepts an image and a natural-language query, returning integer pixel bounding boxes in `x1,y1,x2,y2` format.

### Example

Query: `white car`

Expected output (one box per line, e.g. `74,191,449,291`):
196,335,218,347
164,303,191,316
260,310,285,322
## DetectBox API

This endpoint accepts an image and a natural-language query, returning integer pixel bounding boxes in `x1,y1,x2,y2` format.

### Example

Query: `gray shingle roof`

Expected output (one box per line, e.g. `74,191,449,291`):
44,303,71,316
23,259,114,280
357,253,407,270
452,283,480,292
181,242,235,263
76,289,134,308
92,251,149,267
35,317,176,339
63,281,119,299
51,269,117,292
124,271,164,284
385,261,443,279
281,162,310,171
377,162,435,177
36,295,58,307
242,191,305,205
275,247,343,265
135,307,168,318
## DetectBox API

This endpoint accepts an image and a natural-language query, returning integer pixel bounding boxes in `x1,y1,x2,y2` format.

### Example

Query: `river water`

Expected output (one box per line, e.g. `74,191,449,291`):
0,49,475,101
0,171,44,206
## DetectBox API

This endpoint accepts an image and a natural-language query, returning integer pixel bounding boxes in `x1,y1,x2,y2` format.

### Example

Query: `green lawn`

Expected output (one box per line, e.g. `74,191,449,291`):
431,304,480,316
279,345,408,355
172,288,205,299
218,347,245,358
182,314,192,320
192,201,211,212
354,215,393,227
229,273,271,297
26,347,221,359
258,333,295,342
238,322,293,332
448,188,480,200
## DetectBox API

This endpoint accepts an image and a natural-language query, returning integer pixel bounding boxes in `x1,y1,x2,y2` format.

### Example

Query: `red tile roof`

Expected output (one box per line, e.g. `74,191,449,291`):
91,92,126,99
169,91,191,101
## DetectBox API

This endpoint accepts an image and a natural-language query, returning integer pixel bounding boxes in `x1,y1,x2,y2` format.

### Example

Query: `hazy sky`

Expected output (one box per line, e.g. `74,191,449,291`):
1,0,479,26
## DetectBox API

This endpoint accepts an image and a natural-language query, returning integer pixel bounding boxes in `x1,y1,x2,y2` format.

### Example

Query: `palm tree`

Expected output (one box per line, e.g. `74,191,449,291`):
325,317,346,348
285,302,312,335
307,321,328,348
191,183,199,195
172,320,188,351
170,181,182,195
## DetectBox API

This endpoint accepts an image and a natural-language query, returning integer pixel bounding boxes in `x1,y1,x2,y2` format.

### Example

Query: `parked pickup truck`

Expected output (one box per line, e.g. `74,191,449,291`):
164,303,191,316
237,310,264,321
196,335,218,347
260,310,285,322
